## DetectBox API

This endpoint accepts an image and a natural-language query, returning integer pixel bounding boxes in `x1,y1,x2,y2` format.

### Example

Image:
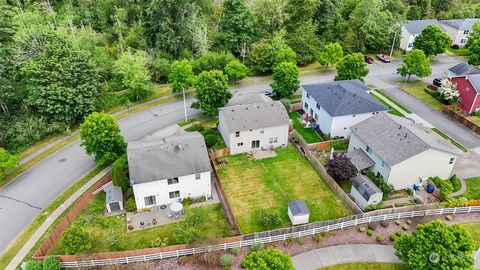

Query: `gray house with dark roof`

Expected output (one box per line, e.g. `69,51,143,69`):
301,80,388,138
350,175,383,209
347,113,460,190
441,18,479,47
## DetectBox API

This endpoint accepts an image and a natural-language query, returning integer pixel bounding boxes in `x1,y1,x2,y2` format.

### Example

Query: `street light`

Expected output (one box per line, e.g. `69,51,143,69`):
389,22,403,60
178,82,188,122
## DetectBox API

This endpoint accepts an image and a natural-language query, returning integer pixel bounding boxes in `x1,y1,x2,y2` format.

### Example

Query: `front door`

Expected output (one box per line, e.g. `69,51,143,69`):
251,140,260,149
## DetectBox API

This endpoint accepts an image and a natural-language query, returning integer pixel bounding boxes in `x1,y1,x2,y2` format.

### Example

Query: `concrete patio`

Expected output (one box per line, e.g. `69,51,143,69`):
252,148,277,160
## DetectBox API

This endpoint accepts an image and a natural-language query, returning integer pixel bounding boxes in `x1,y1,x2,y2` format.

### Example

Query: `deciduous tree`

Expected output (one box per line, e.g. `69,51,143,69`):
275,47,297,66
286,23,321,65
248,41,275,74
61,226,92,255
397,49,432,81
224,59,249,81
251,0,285,38
0,147,19,180
335,53,369,81
438,79,459,104
467,21,480,66
271,62,299,98
191,70,232,115
326,152,357,181
114,50,154,101
168,60,195,92
413,25,451,57
219,0,256,57
317,42,343,69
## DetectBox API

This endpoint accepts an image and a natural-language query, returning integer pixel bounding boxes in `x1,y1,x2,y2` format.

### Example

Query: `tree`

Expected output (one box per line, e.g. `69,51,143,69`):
80,112,126,165
0,4,18,47
335,53,369,81
224,59,249,81
148,57,171,84
284,0,316,33
286,23,321,65
42,256,62,270
314,0,342,43
0,147,19,180
271,62,299,98
317,42,343,70
61,226,92,255
394,220,475,270
431,0,453,15
325,152,357,181
467,21,480,66
114,51,154,101
438,79,459,104
251,0,285,38
249,41,275,74
397,49,432,81
191,70,232,116
413,25,451,57
274,48,297,66
168,60,195,93
219,0,256,57
112,154,129,192
242,249,294,270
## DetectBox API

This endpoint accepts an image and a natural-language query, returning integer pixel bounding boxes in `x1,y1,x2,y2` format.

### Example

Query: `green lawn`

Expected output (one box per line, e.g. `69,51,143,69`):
370,92,405,117
375,89,412,114
319,263,408,270
288,112,323,143
446,47,470,57
461,222,480,248
403,84,445,112
431,128,468,153
49,195,232,254
217,145,351,234
462,177,480,200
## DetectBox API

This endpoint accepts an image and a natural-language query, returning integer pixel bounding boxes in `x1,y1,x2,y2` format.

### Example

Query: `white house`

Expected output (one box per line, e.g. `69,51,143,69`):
218,94,290,155
288,200,310,225
350,175,383,210
347,113,461,190
301,80,388,138
400,20,446,52
441,19,479,47
127,131,212,209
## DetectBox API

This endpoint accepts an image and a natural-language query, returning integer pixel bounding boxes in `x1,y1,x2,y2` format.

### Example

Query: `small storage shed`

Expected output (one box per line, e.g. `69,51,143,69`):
288,200,310,225
106,185,124,213
351,175,383,209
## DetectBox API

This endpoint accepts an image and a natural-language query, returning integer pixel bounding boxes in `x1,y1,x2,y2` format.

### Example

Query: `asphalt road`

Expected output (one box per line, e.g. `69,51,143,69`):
0,54,478,255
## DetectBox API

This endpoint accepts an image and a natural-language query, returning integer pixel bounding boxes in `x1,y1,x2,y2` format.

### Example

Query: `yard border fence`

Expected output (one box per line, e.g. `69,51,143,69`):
442,105,480,136
56,206,480,268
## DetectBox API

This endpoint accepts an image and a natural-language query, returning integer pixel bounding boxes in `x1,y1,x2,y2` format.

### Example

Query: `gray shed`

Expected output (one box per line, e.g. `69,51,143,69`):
351,175,383,209
106,185,124,213
288,200,310,225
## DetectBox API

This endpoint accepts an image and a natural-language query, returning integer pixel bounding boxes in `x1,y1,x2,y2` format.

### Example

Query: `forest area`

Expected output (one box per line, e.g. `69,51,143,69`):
0,0,479,154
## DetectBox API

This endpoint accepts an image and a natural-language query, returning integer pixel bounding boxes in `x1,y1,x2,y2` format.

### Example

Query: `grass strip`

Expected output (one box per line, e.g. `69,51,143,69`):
375,89,412,114
288,112,323,143
431,128,468,153
370,92,405,117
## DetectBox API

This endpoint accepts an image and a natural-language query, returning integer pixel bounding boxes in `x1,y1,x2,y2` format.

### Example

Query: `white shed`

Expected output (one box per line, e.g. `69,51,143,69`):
350,175,383,209
288,200,310,225
106,185,124,213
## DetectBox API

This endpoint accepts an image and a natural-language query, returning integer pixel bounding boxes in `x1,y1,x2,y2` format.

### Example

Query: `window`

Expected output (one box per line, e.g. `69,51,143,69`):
461,39,466,44
144,195,156,206
269,137,274,144
195,173,201,180
167,178,179,185
476,104,480,111
408,43,413,48
274,137,278,143
306,93,310,99
458,97,462,102
381,160,385,167
235,131,240,137
310,108,313,116
366,146,372,154
304,102,309,109
352,114,356,117
376,172,384,179
260,129,264,134
314,113,318,121
237,142,243,146
316,103,320,110
464,30,469,35
449,157,455,164
169,191,180,199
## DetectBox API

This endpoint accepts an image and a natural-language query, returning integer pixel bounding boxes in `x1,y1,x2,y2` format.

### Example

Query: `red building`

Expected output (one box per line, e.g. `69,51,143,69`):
450,74,480,114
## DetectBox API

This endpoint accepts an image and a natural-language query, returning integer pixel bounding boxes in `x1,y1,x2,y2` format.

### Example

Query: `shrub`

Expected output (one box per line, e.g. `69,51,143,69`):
367,229,374,236
126,187,134,198
185,123,205,133
365,171,394,196
390,234,397,241
376,235,384,242
258,211,281,229
25,260,42,270
406,220,412,225
368,222,378,230
251,242,264,251
204,134,218,147
124,197,137,212
451,44,460,49
313,234,322,242
220,254,234,267
427,84,438,90
406,188,414,196
61,226,91,254
192,51,236,74
358,226,366,232
231,247,241,255
431,176,454,198
331,140,347,150
224,59,249,81
280,98,291,111
449,175,462,192
42,256,62,270
473,111,480,117
296,238,304,245
396,230,403,237
402,224,410,230
395,220,401,225
148,57,171,83
242,249,294,270
380,220,389,228
150,237,168,248
446,215,453,221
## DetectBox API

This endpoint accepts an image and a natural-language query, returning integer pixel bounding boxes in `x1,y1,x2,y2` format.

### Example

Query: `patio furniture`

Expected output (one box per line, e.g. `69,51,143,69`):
170,202,184,219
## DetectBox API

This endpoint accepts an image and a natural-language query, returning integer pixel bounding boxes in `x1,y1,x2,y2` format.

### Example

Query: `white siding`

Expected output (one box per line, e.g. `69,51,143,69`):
287,208,309,225
350,187,383,209
400,27,416,52
227,124,289,155
348,133,392,180
330,112,380,138
218,111,231,147
132,171,211,209
442,24,469,47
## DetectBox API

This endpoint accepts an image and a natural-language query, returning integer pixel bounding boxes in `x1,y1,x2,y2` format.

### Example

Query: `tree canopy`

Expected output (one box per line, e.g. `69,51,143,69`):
191,70,232,116
413,25,451,56
114,50,154,101
317,42,343,69
335,53,369,81
467,21,480,66
219,0,256,57
397,49,432,81
242,248,294,270
271,62,300,98
169,60,195,92
0,147,19,180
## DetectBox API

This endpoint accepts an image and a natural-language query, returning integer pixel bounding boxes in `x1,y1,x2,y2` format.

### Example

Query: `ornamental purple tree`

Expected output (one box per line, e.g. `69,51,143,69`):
326,152,357,181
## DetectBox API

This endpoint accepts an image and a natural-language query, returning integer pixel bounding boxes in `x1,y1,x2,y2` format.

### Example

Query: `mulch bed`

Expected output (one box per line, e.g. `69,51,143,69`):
86,213,480,270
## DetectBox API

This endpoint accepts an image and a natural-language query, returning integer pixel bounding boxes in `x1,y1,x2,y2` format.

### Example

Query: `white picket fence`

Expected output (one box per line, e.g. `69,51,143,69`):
62,206,480,268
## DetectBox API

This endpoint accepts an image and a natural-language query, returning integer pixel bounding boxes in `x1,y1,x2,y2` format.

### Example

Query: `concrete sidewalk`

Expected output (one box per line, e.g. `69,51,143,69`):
292,244,401,270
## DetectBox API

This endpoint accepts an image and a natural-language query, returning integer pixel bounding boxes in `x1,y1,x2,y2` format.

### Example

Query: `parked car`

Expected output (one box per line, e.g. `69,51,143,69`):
262,91,275,98
364,56,374,64
433,78,443,87
376,54,391,63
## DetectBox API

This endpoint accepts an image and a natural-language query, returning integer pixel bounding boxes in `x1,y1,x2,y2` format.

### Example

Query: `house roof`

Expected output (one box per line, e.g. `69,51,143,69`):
467,74,480,93
127,131,212,184
346,148,375,171
219,101,289,132
106,185,123,204
404,19,445,35
351,175,382,201
227,93,273,106
301,80,388,117
440,18,479,31
350,113,461,166
288,200,310,216
448,62,480,77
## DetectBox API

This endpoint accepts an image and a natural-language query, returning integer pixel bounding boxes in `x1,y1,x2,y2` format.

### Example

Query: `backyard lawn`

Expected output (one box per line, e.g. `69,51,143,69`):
48,195,232,254
319,263,408,270
462,177,480,200
403,83,445,112
217,145,351,234
461,222,480,248
288,112,323,143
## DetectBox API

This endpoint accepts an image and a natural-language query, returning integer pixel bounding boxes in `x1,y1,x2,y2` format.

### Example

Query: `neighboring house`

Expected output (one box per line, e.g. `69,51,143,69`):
401,20,446,52
350,175,383,210
288,200,310,225
218,94,290,155
440,19,479,47
348,113,460,190
127,131,212,209
301,80,388,138
450,74,480,114
446,62,480,78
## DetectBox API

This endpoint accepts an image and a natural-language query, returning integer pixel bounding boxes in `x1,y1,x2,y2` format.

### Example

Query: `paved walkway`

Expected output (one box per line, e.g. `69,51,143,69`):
5,166,111,270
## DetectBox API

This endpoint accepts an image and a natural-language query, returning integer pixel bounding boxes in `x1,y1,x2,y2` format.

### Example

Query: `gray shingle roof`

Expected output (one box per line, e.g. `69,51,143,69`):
351,175,382,201
404,19,445,34
288,200,310,216
440,19,479,30
227,93,272,106
301,80,388,117
467,74,480,93
219,101,290,132
346,149,375,171
350,113,460,166
448,62,480,77
106,185,123,204
127,132,212,184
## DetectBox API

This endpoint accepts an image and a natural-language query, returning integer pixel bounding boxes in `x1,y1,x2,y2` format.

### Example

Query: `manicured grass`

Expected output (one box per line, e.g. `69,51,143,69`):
217,145,351,234
431,128,468,152
403,83,445,112
446,47,470,57
288,112,323,143
0,165,106,270
178,114,209,126
375,89,412,114
370,92,405,117
461,222,480,248
462,177,480,200
319,262,408,270
49,195,231,254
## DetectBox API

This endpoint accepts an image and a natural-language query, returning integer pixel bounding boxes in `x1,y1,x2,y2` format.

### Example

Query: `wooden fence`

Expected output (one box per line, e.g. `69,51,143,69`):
443,105,480,135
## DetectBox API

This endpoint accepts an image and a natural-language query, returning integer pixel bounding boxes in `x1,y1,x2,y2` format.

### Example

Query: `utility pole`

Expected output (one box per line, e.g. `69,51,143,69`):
179,82,188,122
